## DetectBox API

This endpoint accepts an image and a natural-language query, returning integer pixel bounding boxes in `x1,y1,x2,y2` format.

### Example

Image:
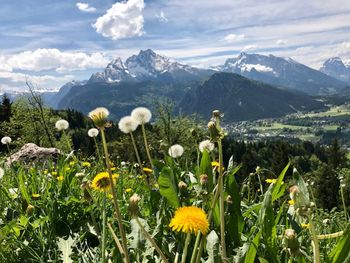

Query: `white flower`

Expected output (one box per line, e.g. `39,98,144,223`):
1,136,12,145
88,107,109,128
0,167,4,180
168,144,184,158
198,140,215,153
131,107,152,125
55,119,69,131
88,128,99,137
118,116,138,134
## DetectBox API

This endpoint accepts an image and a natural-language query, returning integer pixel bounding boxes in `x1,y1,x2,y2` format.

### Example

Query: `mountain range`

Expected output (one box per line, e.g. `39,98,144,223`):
38,49,350,121
320,57,350,84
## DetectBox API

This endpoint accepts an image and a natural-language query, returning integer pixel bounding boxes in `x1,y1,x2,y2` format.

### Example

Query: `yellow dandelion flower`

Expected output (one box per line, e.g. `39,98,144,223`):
57,176,64,181
301,223,310,229
111,167,116,171
138,175,144,179
169,206,209,235
32,193,40,199
91,172,118,192
43,170,48,175
69,161,76,166
265,179,277,184
52,171,58,176
154,183,159,189
82,162,91,168
211,161,224,171
125,188,132,193
143,167,153,173
288,199,295,205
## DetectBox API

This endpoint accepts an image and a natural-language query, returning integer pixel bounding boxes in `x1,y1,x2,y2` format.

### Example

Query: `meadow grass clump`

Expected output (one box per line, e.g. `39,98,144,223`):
0,107,349,263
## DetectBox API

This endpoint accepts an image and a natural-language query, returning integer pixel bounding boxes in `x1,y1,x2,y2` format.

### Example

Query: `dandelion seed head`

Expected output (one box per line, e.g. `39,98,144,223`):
131,107,152,124
198,140,215,153
118,116,138,134
88,128,99,137
1,136,12,145
55,119,69,131
168,144,184,158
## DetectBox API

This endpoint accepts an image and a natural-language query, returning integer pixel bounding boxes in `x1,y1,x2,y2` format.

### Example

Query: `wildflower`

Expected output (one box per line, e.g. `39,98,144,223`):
32,193,40,199
138,175,144,179
212,110,221,118
265,178,277,184
143,167,153,173
288,200,295,205
283,228,299,254
91,172,118,192
57,175,64,181
131,107,152,125
198,140,215,153
168,144,184,158
51,171,58,176
88,107,109,128
55,119,69,131
129,193,141,216
200,174,208,185
69,161,75,166
75,172,85,178
111,167,116,171
118,116,138,134
178,181,187,190
88,128,99,137
323,218,331,224
82,161,91,168
255,166,261,173
1,136,12,145
289,185,300,199
0,167,4,180
121,161,126,166
169,206,209,235
130,193,141,204
211,161,224,171
301,223,309,229
26,204,35,215
125,188,132,193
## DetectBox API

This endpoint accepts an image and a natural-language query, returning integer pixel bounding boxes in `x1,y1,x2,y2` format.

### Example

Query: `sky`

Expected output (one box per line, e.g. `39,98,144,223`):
0,0,350,92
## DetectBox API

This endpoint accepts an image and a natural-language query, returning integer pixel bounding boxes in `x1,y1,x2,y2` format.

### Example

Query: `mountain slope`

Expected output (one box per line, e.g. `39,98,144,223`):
218,53,346,94
180,72,325,121
320,57,350,83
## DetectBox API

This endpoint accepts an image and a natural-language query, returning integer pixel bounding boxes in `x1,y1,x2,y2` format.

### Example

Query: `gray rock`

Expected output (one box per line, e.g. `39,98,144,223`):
6,143,61,166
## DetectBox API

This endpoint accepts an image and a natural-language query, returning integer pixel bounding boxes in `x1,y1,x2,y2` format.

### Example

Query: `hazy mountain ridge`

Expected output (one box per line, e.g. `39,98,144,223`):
320,57,350,83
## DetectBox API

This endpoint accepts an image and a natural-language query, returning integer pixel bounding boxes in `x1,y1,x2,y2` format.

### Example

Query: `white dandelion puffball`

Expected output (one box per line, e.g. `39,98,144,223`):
1,136,12,145
168,144,184,158
199,140,215,153
0,167,4,180
118,116,138,134
55,119,69,131
88,128,99,138
131,107,152,124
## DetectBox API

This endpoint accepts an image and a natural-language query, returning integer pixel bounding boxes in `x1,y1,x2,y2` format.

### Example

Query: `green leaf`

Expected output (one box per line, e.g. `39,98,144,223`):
158,166,180,208
244,230,261,263
225,164,243,249
199,149,214,192
205,230,220,263
329,224,350,263
271,162,290,202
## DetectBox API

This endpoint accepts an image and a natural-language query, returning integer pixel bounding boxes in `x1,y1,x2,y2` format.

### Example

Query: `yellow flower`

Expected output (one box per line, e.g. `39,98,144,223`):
32,193,40,199
82,162,91,168
143,167,153,173
69,161,76,166
138,175,144,179
52,171,58,176
265,179,277,184
43,170,48,175
169,206,209,235
111,167,116,171
91,172,118,192
288,199,295,205
301,223,310,229
125,188,132,193
57,176,64,181
211,161,224,171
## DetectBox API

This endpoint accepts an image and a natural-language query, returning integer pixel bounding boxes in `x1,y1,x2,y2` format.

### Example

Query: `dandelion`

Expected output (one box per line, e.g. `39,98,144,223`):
169,206,209,235
199,140,215,153
88,107,109,128
131,107,152,125
125,188,132,193
32,193,40,199
0,167,4,180
143,167,153,173
265,178,277,184
88,128,99,137
288,199,295,205
301,223,310,229
57,175,64,181
51,171,58,176
1,136,11,145
168,144,184,158
55,119,69,131
211,161,224,171
82,161,91,168
91,172,118,192
118,116,138,134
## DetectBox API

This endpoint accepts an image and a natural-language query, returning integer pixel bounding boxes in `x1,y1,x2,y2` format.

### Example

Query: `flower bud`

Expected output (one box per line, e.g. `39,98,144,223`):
26,204,35,215
178,181,187,190
129,193,141,217
283,228,300,255
212,110,221,118
226,195,232,204
200,174,208,185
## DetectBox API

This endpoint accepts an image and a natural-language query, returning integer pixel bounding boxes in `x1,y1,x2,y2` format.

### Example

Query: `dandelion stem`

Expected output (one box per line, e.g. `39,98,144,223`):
340,186,348,221
100,129,130,263
130,132,149,188
308,216,320,263
101,193,106,263
134,217,169,263
107,223,126,261
181,232,192,263
190,231,201,263
93,137,102,164
141,123,154,170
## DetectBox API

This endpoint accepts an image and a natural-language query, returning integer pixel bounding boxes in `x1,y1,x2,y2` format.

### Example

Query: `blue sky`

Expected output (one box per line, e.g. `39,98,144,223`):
0,0,350,92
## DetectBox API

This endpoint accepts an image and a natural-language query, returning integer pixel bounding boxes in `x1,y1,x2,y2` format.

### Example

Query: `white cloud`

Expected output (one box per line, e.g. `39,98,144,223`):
241,64,274,73
76,2,97,13
155,11,168,23
6,49,109,72
276,39,287,45
0,56,12,72
93,0,145,40
242,45,257,52
223,34,245,42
